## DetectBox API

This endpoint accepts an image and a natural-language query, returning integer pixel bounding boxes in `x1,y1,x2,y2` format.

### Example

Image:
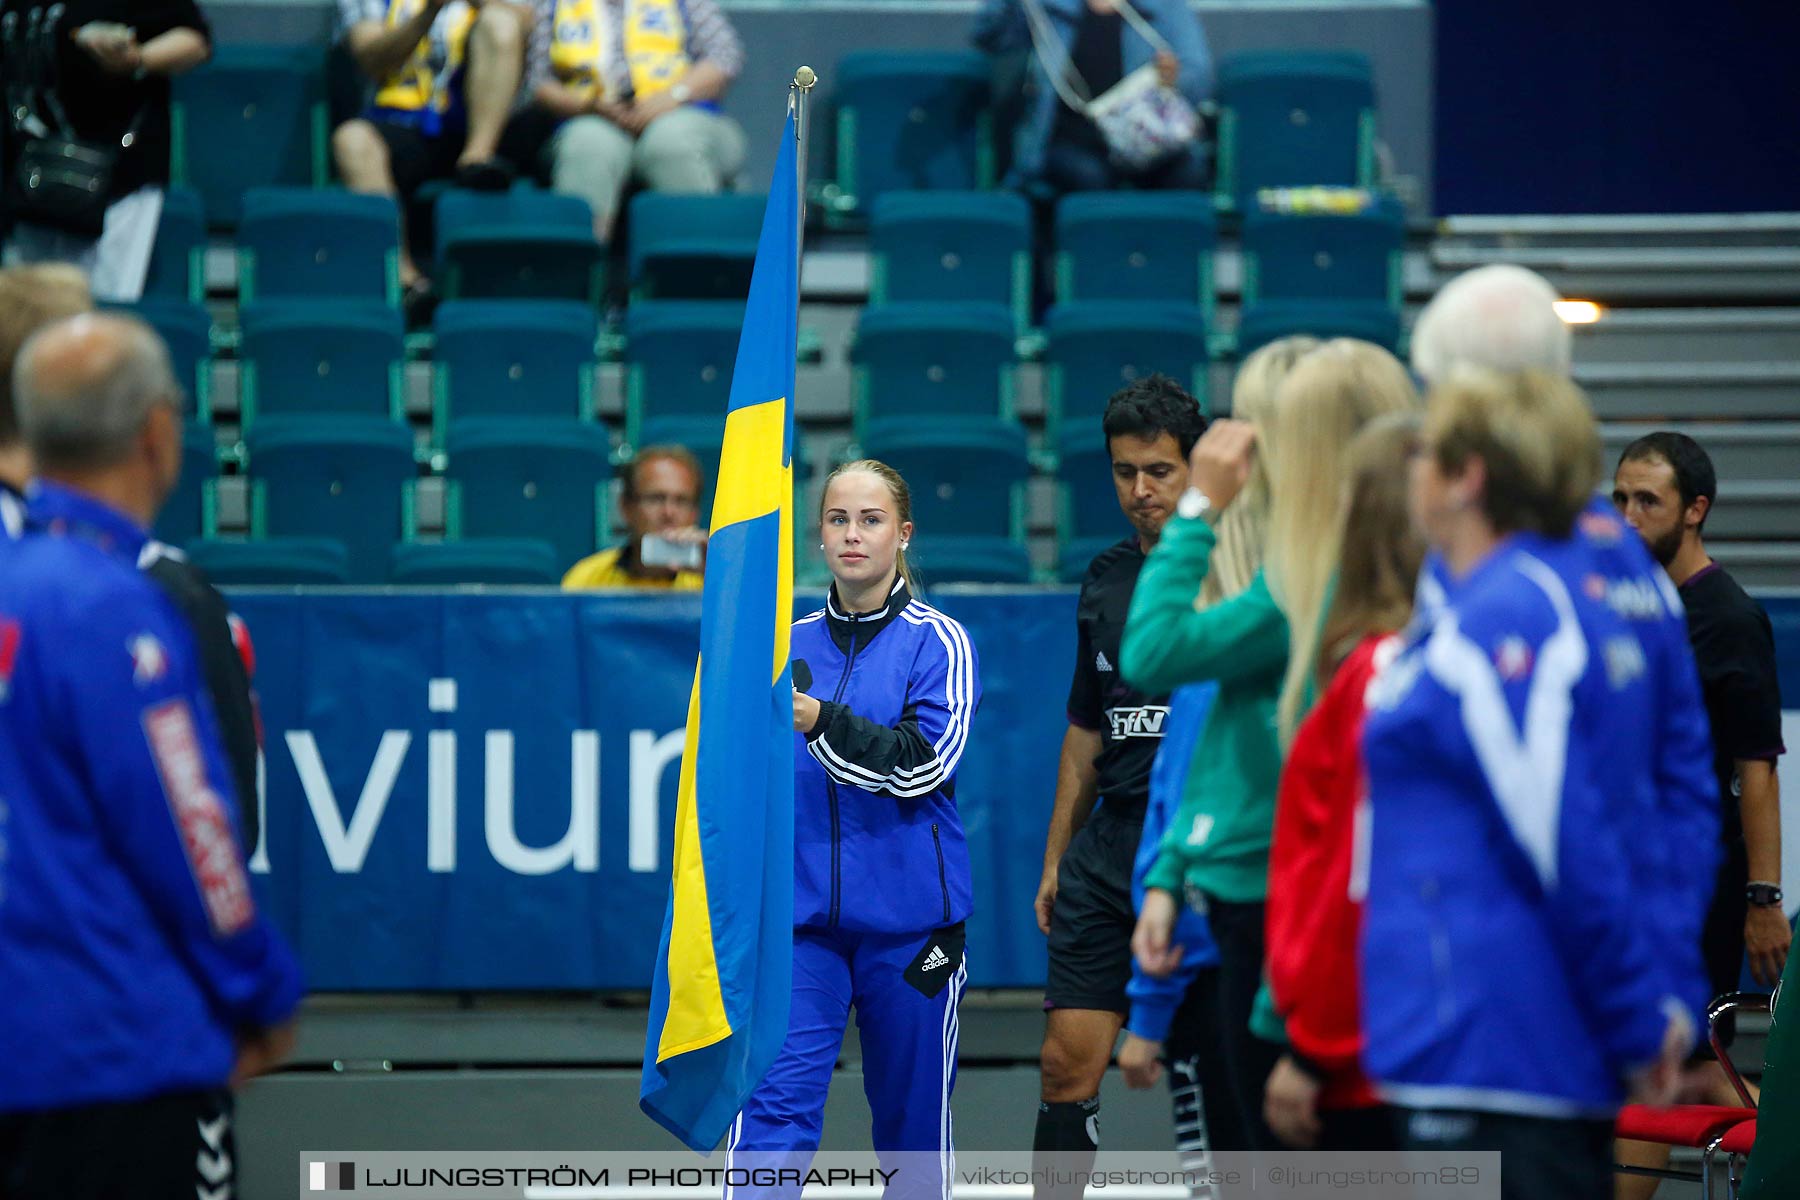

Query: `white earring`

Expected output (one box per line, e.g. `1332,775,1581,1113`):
818,543,825,550
901,541,910,550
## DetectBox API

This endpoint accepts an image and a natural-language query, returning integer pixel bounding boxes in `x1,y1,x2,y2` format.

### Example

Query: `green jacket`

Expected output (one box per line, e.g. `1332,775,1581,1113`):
1120,513,1287,903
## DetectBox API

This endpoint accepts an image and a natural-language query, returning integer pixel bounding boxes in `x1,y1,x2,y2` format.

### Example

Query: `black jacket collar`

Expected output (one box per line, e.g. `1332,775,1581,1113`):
824,575,911,653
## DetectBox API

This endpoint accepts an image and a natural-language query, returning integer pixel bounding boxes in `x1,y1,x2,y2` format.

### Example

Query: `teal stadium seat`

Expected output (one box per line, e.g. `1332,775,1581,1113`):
851,302,1017,438
1054,192,1216,313
860,422,1032,583
627,192,765,301
623,302,742,447
871,191,1032,332
142,186,206,301
1241,199,1404,307
390,539,561,585
432,301,597,442
171,45,327,228
1055,438,1127,582
827,51,994,223
1044,304,1211,444
185,538,352,585
1233,299,1401,357
116,298,212,416
245,417,416,582
443,418,612,574
1215,51,1376,212
238,188,400,304
238,303,405,427
435,188,604,302
153,422,218,549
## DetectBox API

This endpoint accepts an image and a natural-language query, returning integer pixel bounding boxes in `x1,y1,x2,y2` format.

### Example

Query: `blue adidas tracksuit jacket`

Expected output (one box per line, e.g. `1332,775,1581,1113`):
731,577,980,1194
0,483,304,1113
1362,538,1687,1119
1416,498,1718,1026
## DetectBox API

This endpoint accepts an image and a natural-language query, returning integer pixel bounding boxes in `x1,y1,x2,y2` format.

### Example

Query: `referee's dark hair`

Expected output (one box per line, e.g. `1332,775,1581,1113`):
1101,373,1207,458
1618,431,1718,530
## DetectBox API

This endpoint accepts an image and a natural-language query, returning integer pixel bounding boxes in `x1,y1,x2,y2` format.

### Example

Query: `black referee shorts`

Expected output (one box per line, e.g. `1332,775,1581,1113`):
1045,804,1142,1013
0,1089,235,1200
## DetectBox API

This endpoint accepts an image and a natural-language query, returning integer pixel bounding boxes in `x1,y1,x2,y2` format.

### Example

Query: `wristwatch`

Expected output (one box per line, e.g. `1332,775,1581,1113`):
1746,882,1784,908
1176,486,1212,521
670,82,693,105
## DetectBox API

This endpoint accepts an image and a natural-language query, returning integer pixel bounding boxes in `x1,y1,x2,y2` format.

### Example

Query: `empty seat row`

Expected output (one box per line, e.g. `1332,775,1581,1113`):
146,186,764,305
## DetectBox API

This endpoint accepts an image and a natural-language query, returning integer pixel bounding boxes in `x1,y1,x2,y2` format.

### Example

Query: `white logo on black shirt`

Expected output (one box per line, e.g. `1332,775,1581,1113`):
1095,651,1113,673
1107,705,1168,738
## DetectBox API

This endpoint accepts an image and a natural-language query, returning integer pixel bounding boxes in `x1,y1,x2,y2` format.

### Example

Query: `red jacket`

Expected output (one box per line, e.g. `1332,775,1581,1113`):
1266,633,1396,1111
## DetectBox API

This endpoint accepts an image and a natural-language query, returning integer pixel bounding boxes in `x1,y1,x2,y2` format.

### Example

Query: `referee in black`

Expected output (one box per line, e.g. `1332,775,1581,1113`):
1034,375,1205,1194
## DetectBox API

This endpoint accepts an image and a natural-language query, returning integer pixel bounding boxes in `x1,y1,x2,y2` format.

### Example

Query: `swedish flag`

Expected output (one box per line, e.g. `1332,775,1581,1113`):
639,108,799,1151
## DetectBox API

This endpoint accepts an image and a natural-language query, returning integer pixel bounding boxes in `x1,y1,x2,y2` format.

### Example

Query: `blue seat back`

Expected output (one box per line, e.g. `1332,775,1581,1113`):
1045,304,1211,438
911,535,1033,586
155,422,218,548
852,302,1016,431
445,418,611,572
239,303,404,424
390,539,561,585
433,301,597,427
172,46,325,227
832,51,993,219
870,191,1031,322
1054,192,1216,305
143,186,206,300
186,537,352,585
1242,202,1404,305
119,298,212,415
247,417,416,582
1216,51,1375,209
627,193,765,299
623,303,743,438
1234,299,1401,356
860,420,1030,539
239,188,399,302
1056,436,1124,543
435,189,603,301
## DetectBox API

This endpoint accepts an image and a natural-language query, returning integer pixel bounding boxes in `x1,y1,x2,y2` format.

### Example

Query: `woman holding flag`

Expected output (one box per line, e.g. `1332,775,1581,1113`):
727,459,981,1197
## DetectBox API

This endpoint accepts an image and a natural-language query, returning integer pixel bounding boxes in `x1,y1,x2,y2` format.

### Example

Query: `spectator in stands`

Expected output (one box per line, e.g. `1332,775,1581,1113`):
1030,375,1204,1199
331,0,536,303
499,0,745,242
0,313,303,1198
0,265,91,535
563,445,707,589
1261,413,1421,1152
1362,369,1689,1200
1127,339,1413,1152
1613,432,1787,1196
973,0,1213,194
0,1,211,301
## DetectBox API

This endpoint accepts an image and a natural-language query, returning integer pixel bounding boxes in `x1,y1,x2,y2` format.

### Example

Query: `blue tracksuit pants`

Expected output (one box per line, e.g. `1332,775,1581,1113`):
728,924,967,1200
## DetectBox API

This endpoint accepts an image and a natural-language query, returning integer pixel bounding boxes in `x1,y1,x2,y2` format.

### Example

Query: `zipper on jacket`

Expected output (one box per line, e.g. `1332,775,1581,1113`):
931,822,950,923
826,627,863,927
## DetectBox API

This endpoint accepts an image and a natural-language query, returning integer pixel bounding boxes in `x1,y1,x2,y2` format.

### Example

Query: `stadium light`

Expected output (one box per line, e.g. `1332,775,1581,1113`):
1553,299,1604,324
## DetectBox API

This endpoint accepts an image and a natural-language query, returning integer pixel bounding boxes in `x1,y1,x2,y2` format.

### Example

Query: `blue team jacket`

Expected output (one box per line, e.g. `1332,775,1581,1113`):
0,483,304,1112
1362,538,1685,1118
1416,498,1718,1026
792,578,981,933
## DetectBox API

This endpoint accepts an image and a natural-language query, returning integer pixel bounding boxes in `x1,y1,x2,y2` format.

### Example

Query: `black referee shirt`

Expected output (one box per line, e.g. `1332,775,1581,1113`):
1681,561,1786,842
1066,537,1169,821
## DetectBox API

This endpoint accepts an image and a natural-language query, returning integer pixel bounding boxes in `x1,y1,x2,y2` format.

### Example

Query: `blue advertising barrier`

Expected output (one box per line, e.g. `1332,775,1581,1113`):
234,589,1800,992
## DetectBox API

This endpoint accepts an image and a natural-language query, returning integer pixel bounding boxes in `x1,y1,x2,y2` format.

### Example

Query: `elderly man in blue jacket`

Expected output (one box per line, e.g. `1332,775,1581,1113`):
0,313,303,1200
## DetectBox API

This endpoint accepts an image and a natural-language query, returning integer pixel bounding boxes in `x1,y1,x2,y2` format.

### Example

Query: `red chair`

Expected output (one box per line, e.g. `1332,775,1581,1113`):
1702,1118,1755,1200
1612,992,1769,1195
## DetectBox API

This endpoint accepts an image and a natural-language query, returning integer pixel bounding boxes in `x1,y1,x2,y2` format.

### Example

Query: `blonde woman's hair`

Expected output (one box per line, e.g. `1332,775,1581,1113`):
1266,339,1421,746
1198,336,1320,607
1313,413,1425,687
820,458,918,594
1424,367,1601,540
